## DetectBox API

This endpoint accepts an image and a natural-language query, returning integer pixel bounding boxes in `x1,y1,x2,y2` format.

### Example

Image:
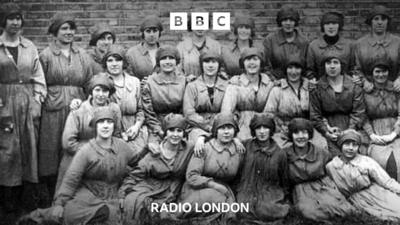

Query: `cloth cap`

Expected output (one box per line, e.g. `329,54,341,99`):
162,113,186,133
320,12,344,32
250,113,275,136
0,3,23,28
48,12,76,36
285,53,305,70
199,50,223,73
211,113,239,138
321,51,345,69
102,44,127,69
371,58,391,74
239,47,264,69
276,5,300,25
89,23,116,46
140,15,163,32
87,73,116,95
337,129,362,147
155,45,180,66
233,15,255,30
89,106,117,128
365,5,390,26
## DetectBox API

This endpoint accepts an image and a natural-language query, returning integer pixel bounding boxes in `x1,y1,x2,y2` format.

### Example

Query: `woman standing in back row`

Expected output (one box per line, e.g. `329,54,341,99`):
263,5,309,80
0,3,46,211
38,12,93,199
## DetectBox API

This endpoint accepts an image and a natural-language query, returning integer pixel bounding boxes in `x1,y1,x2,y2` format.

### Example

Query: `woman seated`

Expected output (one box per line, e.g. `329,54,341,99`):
236,113,290,223
310,52,365,156
362,58,400,181
141,45,186,143
19,107,143,225
221,47,275,141
56,73,122,192
326,129,400,221
103,44,149,154
176,113,244,224
264,55,327,149
119,114,193,225
183,51,229,145
286,118,356,221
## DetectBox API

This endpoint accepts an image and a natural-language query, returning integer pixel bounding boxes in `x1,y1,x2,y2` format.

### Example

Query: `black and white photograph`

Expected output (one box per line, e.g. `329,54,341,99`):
1,0,400,224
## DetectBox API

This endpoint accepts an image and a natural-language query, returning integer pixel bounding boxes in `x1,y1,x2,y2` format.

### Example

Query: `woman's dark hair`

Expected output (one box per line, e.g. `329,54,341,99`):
287,118,314,142
250,113,275,137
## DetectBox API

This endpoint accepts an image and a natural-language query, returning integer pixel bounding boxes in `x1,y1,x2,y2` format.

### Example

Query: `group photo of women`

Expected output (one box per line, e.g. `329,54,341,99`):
1,1,400,225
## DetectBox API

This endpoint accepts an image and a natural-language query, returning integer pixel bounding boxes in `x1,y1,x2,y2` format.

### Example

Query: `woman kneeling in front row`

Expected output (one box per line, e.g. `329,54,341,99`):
19,107,144,225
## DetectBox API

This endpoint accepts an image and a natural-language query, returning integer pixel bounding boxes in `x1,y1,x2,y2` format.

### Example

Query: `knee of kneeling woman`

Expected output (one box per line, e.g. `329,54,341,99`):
88,205,110,223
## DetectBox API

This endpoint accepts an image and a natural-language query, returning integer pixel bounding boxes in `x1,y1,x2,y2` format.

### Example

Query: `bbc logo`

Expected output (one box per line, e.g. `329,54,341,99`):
170,12,230,31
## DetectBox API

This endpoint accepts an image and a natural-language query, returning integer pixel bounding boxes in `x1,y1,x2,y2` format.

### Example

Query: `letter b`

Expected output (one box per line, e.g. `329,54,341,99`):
191,12,209,30
170,12,187,30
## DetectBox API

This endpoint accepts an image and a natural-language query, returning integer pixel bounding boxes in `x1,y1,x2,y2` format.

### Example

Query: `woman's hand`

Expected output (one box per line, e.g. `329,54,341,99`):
380,132,397,144
394,77,400,92
51,205,64,222
186,74,197,83
233,138,245,154
194,136,206,157
308,78,317,90
363,80,374,93
69,98,82,111
352,74,363,86
119,198,124,210
325,126,341,142
370,134,386,145
126,125,140,140
147,142,161,156
208,181,228,195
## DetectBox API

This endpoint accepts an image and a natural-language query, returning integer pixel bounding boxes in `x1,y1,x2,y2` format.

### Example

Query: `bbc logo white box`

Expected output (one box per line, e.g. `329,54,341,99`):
170,12,230,31
170,12,188,30
213,12,230,30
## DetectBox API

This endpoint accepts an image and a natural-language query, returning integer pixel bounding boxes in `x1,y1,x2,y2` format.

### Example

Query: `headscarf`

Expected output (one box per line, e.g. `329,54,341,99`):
48,12,76,36
239,47,265,69
0,3,23,28
87,73,116,95
89,23,116,46
211,113,239,138
337,129,362,147
250,113,275,136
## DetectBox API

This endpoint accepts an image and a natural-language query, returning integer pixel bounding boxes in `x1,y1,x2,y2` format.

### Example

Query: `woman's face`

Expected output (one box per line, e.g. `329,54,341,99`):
281,18,296,33
202,58,219,77
237,25,252,41
372,67,389,85
254,125,271,142
56,22,75,44
341,140,359,161
286,65,302,83
371,15,388,35
4,14,22,35
323,23,340,36
96,33,114,52
92,86,110,106
143,27,160,45
96,119,114,139
325,58,341,77
292,130,309,148
165,127,184,145
159,56,177,73
106,55,124,76
193,30,206,37
244,56,261,75
217,124,235,144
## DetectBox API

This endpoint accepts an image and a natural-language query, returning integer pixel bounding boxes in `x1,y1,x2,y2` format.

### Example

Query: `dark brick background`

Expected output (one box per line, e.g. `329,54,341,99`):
2,0,400,50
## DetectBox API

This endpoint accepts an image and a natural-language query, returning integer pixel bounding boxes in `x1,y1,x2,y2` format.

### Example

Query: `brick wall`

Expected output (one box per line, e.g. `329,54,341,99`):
4,0,400,51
